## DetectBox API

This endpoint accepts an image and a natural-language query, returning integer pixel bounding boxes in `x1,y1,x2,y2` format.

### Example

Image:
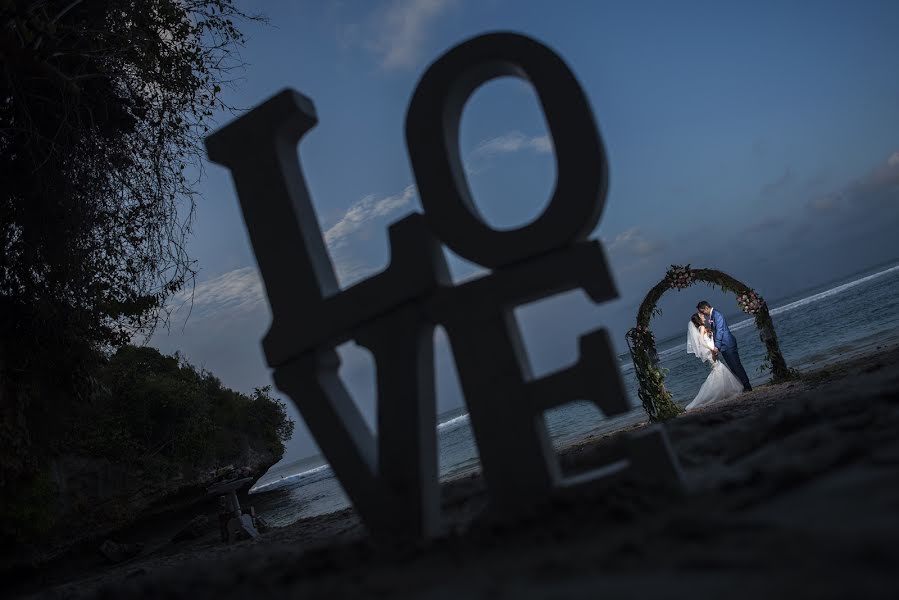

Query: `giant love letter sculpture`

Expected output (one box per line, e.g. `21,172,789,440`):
205,33,683,541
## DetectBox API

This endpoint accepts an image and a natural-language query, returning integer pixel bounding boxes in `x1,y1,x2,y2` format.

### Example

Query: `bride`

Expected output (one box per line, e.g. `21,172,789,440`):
685,313,744,410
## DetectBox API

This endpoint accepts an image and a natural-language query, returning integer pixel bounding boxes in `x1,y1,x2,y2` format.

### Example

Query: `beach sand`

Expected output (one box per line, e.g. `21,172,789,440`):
16,343,899,599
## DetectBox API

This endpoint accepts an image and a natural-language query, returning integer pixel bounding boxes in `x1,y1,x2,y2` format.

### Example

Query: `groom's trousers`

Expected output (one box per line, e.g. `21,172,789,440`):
720,346,752,391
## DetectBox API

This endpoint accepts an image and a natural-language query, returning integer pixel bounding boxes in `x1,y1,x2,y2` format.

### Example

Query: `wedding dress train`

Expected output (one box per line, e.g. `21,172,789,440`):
685,323,744,410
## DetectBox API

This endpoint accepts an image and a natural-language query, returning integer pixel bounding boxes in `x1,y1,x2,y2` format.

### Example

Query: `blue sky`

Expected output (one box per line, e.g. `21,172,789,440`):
150,0,899,462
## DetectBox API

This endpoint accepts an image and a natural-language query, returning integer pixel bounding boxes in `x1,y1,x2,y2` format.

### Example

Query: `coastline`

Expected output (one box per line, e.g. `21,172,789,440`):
16,342,899,598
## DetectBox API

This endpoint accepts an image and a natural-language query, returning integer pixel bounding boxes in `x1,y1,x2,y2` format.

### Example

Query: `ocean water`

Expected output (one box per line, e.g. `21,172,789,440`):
249,260,899,527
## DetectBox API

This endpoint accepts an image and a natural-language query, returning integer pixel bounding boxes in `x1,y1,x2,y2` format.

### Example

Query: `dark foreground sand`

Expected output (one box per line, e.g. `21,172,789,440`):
17,344,899,599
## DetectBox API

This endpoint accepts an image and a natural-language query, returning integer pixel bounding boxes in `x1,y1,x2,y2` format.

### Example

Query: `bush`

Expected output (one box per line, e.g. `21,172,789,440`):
0,469,58,542
75,346,294,471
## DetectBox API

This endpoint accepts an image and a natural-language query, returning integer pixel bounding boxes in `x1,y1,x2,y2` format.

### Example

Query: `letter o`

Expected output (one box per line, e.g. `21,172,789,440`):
406,32,609,269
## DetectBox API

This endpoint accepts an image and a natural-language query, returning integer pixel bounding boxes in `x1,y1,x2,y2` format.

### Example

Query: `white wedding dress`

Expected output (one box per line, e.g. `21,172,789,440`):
685,324,744,410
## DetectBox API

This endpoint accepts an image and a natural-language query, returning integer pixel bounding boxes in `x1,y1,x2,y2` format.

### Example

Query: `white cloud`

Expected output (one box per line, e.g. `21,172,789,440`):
807,149,899,214
170,254,372,325
471,131,552,159
175,266,266,321
352,0,457,71
597,227,664,275
465,131,553,175
530,135,553,154
185,183,419,317
331,254,375,286
166,242,389,331
604,227,660,258
323,184,418,249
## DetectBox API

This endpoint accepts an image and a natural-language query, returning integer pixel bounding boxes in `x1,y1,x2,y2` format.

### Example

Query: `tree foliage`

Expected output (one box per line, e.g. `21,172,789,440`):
1,345,294,543
80,345,294,470
0,0,261,484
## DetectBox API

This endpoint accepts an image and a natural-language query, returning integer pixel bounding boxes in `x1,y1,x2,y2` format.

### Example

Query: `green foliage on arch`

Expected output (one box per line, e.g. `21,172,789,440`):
626,265,793,422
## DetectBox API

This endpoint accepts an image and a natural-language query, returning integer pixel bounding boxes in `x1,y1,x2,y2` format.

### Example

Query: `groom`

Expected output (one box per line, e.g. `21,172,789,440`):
697,301,752,392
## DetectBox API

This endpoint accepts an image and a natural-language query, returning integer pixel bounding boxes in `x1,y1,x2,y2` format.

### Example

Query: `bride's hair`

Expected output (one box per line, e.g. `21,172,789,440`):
690,313,704,329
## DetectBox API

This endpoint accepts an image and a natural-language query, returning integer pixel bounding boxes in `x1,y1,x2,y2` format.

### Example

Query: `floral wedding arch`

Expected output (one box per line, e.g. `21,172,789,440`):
625,265,793,421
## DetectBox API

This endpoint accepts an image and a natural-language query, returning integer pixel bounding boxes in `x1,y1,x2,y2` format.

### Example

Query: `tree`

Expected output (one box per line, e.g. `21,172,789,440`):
0,0,262,487
1,344,295,542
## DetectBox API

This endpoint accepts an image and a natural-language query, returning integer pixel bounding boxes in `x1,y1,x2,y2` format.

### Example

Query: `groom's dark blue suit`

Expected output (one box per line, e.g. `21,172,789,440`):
710,309,752,392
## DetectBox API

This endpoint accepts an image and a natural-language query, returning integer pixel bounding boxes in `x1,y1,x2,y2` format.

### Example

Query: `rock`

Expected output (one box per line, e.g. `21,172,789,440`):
255,516,271,534
204,464,236,483
99,539,143,564
172,514,210,542
37,440,279,554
